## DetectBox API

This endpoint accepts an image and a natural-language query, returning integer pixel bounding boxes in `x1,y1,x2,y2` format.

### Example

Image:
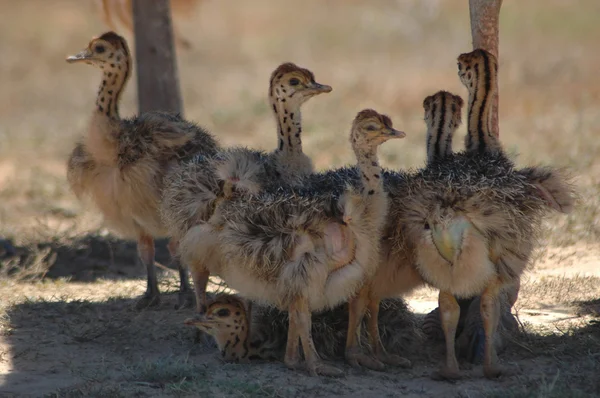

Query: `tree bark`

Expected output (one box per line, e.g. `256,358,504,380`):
469,0,502,138
132,0,183,115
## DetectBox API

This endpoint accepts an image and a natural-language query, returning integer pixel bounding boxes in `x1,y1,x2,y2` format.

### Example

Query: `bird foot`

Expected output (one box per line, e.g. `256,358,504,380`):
135,293,160,310
307,360,345,377
483,364,511,379
431,365,462,382
377,353,412,369
284,355,301,371
176,289,196,310
346,349,385,371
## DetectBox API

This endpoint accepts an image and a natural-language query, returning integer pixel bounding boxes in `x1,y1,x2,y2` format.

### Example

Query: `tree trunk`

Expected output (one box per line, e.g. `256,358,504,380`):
469,0,502,138
132,0,183,115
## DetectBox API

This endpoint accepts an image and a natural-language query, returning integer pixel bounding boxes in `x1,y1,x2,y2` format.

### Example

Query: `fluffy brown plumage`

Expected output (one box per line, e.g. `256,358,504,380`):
215,63,332,194
397,51,574,380
291,85,573,377
180,109,405,376
161,63,331,244
66,32,218,309
185,293,422,363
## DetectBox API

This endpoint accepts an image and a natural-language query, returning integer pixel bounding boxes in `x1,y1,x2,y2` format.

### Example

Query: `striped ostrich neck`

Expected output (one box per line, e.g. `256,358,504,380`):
426,97,456,164
95,49,131,119
212,315,251,362
354,142,383,196
270,94,303,155
465,55,498,154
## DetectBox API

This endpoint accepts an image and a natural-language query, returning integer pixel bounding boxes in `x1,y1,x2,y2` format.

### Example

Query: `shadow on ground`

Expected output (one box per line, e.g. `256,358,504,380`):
0,233,173,282
0,290,599,397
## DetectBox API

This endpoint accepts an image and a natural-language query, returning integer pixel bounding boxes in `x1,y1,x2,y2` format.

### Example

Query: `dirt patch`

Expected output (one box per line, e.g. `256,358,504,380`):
0,245,599,397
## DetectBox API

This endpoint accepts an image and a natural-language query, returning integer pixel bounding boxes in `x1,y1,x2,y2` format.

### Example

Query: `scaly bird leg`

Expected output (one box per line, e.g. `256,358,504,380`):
481,278,503,379
368,298,412,368
293,296,343,377
136,233,160,309
345,287,384,370
190,264,210,314
432,291,461,380
167,239,195,309
284,303,300,370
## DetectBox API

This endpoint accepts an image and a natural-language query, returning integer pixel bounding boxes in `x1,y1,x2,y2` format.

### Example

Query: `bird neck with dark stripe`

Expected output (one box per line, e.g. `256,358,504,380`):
467,55,495,154
355,145,383,196
426,96,453,164
95,49,131,120
270,95,303,155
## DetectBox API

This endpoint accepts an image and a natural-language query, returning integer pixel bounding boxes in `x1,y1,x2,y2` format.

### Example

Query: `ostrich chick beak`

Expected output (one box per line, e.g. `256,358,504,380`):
307,81,333,95
431,216,471,265
66,49,93,63
184,315,209,329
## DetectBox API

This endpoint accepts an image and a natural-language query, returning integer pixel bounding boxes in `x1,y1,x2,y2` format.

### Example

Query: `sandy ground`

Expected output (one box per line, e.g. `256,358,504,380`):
0,236,598,398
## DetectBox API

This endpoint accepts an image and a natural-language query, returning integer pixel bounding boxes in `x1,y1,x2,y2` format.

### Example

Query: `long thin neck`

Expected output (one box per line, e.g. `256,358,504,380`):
426,99,454,164
270,95,303,154
214,320,251,362
465,56,499,154
96,58,130,119
354,144,383,196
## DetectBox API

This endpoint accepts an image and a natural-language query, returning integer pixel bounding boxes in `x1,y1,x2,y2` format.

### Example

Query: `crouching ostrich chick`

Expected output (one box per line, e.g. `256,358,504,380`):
184,293,422,364
180,110,406,376
66,32,218,308
410,49,574,379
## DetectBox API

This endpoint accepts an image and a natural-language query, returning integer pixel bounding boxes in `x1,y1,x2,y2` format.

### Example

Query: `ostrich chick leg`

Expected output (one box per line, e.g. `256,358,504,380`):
481,278,503,379
367,298,411,368
432,291,461,380
190,265,210,314
284,310,300,370
167,239,195,309
345,288,385,371
292,297,343,377
136,233,160,309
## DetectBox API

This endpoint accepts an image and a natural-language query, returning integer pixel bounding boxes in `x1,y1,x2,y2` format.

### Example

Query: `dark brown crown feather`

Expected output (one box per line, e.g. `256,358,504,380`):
457,48,498,68
355,109,393,128
96,31,127,47
423,91,464,111
269,62,316,86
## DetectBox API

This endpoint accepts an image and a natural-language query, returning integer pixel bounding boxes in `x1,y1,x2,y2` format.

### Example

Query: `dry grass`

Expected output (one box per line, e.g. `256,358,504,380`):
0,0,599,396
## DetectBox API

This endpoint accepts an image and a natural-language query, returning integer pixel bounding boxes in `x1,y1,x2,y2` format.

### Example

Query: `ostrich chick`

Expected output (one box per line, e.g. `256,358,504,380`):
184,294,422,364
216,62,333,195
161,63,331,312
408,49,574,380
180,110,405,376
343,91,465,372
66,32,218,309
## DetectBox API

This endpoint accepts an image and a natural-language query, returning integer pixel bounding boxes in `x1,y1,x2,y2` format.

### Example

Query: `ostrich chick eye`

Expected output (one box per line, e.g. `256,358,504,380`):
288,78,300,86
366,125,378,131
424,222,430,230
95,45,106,54
216,309,230,317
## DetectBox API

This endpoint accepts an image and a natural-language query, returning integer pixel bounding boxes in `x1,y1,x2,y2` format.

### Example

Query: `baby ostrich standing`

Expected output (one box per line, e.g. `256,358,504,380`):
161,63,331,310
343,91,465,371
66,32,218,308
216,63,332,195
179,110,405,376
411,49,574,379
